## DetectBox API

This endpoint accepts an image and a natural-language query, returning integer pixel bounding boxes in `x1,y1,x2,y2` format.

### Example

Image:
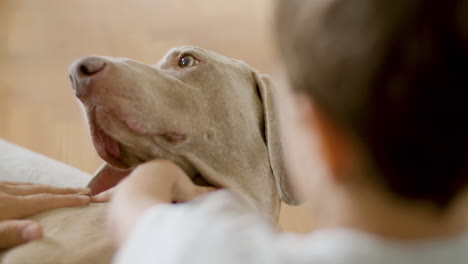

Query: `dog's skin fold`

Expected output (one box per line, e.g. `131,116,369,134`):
0,47,299,264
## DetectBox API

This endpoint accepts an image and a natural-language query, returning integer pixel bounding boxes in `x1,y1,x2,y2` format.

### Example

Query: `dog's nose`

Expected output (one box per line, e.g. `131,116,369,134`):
78,57,106,76
69,57,107,98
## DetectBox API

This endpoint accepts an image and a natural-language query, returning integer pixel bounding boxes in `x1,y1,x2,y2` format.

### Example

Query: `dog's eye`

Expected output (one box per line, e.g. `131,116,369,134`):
179,55,200,67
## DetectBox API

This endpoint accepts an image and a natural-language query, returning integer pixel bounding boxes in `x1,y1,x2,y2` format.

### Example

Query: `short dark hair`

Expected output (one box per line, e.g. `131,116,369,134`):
275,0,468,208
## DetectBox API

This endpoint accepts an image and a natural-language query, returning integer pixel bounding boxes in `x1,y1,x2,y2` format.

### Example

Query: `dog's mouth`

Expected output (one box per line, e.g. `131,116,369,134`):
88,108,129,169
87,107,216,191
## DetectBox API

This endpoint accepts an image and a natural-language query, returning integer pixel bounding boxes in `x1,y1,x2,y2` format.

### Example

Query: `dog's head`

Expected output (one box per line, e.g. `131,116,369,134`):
69,46,300,218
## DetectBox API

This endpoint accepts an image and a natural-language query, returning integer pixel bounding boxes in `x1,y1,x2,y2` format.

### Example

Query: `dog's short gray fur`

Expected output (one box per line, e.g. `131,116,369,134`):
0,47,299,264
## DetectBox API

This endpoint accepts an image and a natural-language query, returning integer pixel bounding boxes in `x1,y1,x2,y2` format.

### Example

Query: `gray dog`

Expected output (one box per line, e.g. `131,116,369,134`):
0,47,299,264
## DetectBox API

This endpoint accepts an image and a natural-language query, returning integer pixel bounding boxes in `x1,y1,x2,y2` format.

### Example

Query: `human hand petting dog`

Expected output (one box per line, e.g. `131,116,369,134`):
0,181,91,249
107,160,217,246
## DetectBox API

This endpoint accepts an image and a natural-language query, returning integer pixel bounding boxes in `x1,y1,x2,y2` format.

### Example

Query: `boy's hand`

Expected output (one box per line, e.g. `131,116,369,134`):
107,160,216,246
0,181,90,249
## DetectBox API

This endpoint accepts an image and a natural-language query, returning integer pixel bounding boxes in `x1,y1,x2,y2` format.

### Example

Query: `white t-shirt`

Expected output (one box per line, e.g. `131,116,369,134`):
114,191,468,264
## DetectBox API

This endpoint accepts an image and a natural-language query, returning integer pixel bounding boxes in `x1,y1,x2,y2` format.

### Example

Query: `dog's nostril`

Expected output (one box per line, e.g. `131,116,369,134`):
80,65,91,75
78,59,106,76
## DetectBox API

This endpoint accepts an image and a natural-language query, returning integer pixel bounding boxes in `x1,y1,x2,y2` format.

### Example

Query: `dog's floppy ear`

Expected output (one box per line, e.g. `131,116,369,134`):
253,72,302,205
87,163,132,195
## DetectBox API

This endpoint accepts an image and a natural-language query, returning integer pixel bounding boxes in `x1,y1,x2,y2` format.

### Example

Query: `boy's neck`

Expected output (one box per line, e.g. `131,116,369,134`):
316,187,468,240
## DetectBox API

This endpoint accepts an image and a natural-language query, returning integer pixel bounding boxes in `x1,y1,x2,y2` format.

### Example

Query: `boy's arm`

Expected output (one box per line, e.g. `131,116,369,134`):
107,160,216,246
108,160,274,264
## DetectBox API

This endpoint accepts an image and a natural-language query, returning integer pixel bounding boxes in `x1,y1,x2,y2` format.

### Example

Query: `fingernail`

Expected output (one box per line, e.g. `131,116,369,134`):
77,188,91,196
22,224,42,241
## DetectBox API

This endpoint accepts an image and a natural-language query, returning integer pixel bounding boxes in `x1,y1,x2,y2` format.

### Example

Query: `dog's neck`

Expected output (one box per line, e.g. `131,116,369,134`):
184,142,281,221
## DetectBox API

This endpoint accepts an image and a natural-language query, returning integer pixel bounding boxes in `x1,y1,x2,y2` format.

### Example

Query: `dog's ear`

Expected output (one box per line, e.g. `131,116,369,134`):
253,72,302,205
87,163,132,195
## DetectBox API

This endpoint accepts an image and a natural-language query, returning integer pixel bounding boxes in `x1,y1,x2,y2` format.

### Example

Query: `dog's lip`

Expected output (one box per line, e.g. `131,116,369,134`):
89,108,129,169
102,110,151,136
117,114,187,143
120,117,150,135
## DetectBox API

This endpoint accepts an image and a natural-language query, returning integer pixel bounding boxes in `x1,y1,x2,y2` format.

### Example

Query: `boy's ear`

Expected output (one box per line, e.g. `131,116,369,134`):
87,163,132,195
316,107,356,185
253,72,302,205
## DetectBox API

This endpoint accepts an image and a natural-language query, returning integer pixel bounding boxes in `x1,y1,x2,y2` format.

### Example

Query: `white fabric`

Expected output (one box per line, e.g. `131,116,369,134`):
115,191,468,264
0,139,91,187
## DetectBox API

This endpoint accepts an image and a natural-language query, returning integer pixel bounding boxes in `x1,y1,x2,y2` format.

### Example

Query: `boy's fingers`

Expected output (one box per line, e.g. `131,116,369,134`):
17,194,91,217
1,194,90,220
0,182,82,196
0,220,43,249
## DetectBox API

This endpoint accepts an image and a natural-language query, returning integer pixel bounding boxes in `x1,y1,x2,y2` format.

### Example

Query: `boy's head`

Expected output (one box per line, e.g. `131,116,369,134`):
274,0,467,211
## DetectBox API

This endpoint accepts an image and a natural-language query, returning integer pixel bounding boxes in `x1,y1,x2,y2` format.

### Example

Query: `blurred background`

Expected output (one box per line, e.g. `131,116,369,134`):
0,0,313,232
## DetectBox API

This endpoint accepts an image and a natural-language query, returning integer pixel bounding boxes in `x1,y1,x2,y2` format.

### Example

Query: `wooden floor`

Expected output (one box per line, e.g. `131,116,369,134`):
0,0,314,232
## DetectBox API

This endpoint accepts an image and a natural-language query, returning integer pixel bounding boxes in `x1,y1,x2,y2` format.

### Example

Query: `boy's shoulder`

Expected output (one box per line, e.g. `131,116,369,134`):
115,191,468,264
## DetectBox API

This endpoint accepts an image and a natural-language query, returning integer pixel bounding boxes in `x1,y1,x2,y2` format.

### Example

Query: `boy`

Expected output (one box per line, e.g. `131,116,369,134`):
108,0,468,263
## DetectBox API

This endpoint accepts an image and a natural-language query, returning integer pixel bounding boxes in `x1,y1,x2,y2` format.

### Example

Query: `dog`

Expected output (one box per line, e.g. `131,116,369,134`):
0,47,299,264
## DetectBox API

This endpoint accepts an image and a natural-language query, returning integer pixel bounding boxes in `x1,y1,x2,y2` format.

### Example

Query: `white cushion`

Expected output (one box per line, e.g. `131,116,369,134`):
0,139,91,187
